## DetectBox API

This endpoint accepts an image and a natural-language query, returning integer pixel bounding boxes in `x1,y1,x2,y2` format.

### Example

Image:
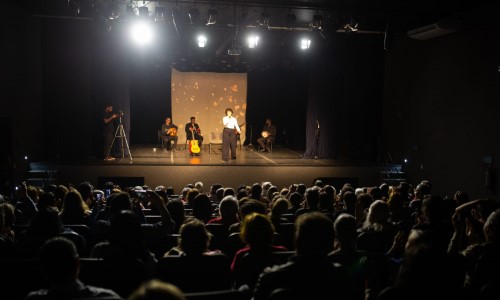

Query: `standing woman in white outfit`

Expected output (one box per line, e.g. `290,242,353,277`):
222,108,241,161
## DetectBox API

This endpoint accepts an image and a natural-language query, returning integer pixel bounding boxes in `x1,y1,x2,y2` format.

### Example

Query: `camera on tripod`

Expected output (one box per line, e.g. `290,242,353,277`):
118,110,124,117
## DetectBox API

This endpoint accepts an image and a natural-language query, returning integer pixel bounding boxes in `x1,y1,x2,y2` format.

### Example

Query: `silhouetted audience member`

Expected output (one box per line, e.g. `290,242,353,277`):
228,199,267,234
253,212,351,300
295,187,322,217
207,196,239,226
60,190,92,226
91,210,157,272
25,237,121,299
15,182,38,222
15,207,85,257
127,279,185,300
164,218,219,256
166,199,185,234
231,212,288,289
329,213,367,300
0,203,15,257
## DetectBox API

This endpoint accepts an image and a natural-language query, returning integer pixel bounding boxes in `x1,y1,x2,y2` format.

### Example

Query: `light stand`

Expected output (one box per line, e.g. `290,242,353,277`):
245,125,255,151
108,114,133,161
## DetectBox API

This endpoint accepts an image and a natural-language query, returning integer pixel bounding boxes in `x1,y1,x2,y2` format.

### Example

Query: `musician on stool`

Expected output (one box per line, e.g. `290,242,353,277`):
257,118,276,152
161,117,178,151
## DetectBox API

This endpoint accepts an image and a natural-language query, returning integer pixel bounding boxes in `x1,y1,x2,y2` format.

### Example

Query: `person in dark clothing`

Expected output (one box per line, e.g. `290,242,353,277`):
257,118,277,152
103,104,118,161
25,236,122,299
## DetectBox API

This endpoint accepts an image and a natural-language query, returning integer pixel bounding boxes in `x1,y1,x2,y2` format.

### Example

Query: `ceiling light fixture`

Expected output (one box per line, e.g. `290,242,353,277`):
207,9,217,25
312,14,323,30
257,12,270,28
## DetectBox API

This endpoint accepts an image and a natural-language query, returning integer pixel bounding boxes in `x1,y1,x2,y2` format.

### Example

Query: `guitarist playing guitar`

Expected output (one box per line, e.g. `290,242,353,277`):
161,117,178,151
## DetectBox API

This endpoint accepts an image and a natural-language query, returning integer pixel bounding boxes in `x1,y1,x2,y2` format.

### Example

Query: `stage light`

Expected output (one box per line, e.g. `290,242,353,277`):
138,6,149,18
286,13,296,28
125,5,136,19
247,34,259,48
257,12,270,28
207,9,217,25
155,6,165,21
189,8,200,25
312,14,323,30
343,17,359,33
300,38,311,50
404,158,408,163
130,22,154,45
24,156,28,160
197,35,207,47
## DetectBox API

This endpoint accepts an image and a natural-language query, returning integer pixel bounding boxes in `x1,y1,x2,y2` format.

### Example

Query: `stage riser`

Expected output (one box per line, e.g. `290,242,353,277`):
56,164,396,192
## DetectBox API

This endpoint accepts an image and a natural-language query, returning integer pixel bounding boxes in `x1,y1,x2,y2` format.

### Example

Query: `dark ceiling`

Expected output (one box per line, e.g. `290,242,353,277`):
12,0,489,72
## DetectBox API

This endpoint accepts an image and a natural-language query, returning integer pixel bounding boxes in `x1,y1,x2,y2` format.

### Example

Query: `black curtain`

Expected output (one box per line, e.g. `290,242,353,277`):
302,34,385,161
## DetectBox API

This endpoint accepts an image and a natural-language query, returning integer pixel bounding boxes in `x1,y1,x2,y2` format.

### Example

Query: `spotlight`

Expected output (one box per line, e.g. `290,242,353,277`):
257,12,270,27
343,17,358,33
24,156,28,160
155,6,165,21
138,6,149,18
312,14,323,30
207,9,217,25
189,8,200,25
300,38,311,50
130,22,154,45
197,35,207,47
247,34,259,48
404,158,408,163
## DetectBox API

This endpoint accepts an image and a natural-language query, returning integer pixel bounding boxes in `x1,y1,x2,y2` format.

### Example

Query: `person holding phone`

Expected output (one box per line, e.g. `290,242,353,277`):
14,182,38,222
222,108,241,162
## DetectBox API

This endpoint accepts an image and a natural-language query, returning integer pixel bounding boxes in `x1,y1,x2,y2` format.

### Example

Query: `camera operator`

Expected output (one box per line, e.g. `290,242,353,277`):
103,104,118,161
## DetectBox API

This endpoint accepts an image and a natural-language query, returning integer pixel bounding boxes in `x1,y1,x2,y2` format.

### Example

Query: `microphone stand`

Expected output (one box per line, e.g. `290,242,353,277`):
314,120,320,159
245,125,255,151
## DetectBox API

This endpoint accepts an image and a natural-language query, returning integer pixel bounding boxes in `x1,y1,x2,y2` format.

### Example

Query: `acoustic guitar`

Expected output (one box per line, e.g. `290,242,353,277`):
166,127,177,136
189,130,201,154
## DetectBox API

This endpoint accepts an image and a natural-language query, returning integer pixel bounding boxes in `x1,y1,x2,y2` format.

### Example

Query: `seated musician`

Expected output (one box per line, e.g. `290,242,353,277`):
257,118,276,152
185,116,204,154
161,117,178,151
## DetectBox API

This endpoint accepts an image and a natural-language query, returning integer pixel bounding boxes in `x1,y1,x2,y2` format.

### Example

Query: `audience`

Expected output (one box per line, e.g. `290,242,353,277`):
25,236,122,299
0,177,496,300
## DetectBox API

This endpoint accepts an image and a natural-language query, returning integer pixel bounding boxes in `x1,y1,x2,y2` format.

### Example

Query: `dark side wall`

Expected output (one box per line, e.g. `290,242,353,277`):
382,5,500,198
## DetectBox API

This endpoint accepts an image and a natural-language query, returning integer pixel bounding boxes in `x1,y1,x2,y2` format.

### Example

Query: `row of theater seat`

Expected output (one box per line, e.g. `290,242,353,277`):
0,251,296,300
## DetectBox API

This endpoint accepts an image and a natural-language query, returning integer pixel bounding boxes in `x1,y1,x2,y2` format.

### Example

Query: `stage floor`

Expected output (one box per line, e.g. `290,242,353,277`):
45,144,401,193
98,144,340,166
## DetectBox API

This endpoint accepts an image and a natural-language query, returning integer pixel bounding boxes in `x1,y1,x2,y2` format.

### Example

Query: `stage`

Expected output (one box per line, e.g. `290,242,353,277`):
35,144,403,193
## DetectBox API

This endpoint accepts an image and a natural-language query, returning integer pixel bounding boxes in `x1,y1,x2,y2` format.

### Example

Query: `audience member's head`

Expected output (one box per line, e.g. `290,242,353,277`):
294,212,334,256
240,213,275,250
177,219,211,256
128,279,186,300
39,237,79,284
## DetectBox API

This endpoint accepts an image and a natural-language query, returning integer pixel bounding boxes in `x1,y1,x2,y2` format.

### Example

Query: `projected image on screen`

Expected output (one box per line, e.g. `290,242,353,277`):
171,68,247,145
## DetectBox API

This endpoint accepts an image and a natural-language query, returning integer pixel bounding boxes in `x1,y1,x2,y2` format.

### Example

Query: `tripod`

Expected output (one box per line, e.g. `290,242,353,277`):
245,125,255,151
108,115,133,161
